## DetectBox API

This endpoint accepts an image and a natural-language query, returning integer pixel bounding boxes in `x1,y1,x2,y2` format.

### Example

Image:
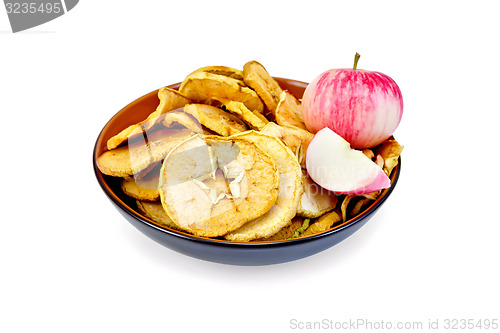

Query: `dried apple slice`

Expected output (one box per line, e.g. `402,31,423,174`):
136,200,181,230
260,122,314,168
350,197,372,216
225,131,303,241
275,90,307,130
375,154,384,168
107,87,191,150
159,135,279,237
340,195,354,222
243,60,283,114
182,104,247,136
188,66,244,81
97,128,194,177
121,162,162,201
362,190,381,201
155,87,192,114
256,217,304,242
179,70,264,113
123,176,160,201
162,110,203,133
300,209,342,237
375,139,404,176
362,149,375,160
297,171,338,218
340,195,374,221
216,99,268,130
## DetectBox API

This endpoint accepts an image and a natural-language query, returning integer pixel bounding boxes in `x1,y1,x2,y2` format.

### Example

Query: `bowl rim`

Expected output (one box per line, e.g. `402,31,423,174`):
92,78,401,247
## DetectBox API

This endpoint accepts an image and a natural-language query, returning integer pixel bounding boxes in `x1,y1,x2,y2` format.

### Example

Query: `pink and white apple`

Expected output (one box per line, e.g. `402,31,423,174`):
306,127,391,195
302,53,403,149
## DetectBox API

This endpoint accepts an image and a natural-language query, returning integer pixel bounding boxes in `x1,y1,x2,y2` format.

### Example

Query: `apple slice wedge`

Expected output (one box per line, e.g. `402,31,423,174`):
306,128,391,195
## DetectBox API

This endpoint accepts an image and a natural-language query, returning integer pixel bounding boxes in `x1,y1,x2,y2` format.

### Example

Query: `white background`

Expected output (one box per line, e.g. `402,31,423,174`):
1,1,499,332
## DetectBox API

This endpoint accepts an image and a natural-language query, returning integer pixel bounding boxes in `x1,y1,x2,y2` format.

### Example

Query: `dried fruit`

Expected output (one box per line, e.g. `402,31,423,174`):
301,210,342,237
257,217,304,242
225,131,303,241
260,122,314,168
217,99,268,130
183,104,247,136
375,139,404,176
340,195,354,222
242,60,283,114
162,110,203,133
97,129,194,177
297,171,338,218
189,66,244,81
362,149,375,160
136,200,181,230
275,90,307,130
350,198,372,216
107,87,191,150
159,135,279,237
121,162,161,201
179,68,264,113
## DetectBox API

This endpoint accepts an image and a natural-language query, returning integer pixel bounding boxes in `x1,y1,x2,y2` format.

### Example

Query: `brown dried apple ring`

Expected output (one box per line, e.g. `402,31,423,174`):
243,60,283,114
159,135,279,237
97,128,194,177
182,104,247,136
297,170,338,218
300,209,342,237
362,149,375,160
107,87,191,150
136,200,181,231
362,190,381,201
179,70,264,113
188,66,244,81
224,131,303,241
121,162,162,201
275,90,307,130
256,217,304,242
162,110,203,133
340,195,355,222
260,122,314,168
216,99,268,130
350,198,372,217
375,139,404,176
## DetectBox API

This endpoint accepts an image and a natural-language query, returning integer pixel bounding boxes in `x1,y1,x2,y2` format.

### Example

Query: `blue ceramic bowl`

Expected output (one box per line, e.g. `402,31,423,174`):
93,78,401,266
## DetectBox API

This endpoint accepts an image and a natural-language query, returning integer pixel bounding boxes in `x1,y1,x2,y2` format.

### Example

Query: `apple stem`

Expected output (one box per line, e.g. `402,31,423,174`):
353,53,360,70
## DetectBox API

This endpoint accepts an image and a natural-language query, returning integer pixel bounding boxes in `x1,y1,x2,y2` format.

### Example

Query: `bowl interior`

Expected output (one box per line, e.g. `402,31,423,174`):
93,78,400,244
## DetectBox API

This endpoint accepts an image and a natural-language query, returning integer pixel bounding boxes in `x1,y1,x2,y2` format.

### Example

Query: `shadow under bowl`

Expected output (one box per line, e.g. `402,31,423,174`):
93,78,401,266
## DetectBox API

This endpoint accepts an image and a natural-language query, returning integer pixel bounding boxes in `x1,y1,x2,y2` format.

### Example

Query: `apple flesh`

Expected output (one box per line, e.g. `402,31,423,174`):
302,54,403,149
306,127,391,195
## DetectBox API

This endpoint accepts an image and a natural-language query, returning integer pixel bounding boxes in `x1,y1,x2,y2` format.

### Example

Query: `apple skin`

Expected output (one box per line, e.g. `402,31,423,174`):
302,68,403,149
306,128,391,195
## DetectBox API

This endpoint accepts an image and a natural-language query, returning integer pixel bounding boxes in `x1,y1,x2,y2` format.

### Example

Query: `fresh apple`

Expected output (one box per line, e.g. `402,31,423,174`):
302,53,403,149
306,127,391,195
